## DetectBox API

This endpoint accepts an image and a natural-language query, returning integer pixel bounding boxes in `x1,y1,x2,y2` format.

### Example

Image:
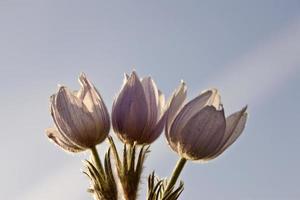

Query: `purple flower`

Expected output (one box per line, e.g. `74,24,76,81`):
46,73,110,152
112,71,168,144
165,82,248,161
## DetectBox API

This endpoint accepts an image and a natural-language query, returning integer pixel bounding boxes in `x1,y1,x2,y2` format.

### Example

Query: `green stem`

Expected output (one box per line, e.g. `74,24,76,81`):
163,157,187,197
90,146,104,175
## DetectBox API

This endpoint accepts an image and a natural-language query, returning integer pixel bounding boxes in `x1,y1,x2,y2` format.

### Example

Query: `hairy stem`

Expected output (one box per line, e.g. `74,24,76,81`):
162,157,187,198
90,146,104,175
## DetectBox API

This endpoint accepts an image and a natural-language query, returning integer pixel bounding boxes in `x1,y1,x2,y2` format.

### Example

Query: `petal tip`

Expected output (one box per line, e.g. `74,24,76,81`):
180,79,186,86
127,71,142,86
79,72,87,79
57,83,64,88
124,73,129,80
78,72,90,85
131,70,138,76
204,88,219,95
203,88,222,110
57,85,68,94
179,80,187,93
45,128,52,137
129,70,140,82
242,105,248,112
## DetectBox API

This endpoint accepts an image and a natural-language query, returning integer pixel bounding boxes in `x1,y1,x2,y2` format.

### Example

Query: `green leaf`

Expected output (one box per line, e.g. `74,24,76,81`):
83,147,118,200
146,171,184,200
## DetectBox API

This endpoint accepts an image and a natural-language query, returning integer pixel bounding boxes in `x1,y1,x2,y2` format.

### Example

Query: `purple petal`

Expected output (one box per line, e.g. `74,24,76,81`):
165,81,187,139
171,106,226,160
141,77,159,133
51,86,97,148
210,106,248,159
112,71,148,143
147,112,167,144
170,89,219,141
78,73,110,143
46,127,84,153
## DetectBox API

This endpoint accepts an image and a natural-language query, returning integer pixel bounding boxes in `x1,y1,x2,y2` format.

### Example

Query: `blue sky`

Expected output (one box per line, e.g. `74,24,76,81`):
1,1,300,200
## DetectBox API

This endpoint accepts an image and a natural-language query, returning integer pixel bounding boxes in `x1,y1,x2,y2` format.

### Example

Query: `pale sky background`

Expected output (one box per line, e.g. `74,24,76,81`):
1,1,300,200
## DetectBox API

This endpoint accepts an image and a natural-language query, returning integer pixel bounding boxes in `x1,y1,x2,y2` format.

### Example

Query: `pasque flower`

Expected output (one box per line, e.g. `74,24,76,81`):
46,73,110,152
44,71,250,200
165,82,248,161
112,71,168,144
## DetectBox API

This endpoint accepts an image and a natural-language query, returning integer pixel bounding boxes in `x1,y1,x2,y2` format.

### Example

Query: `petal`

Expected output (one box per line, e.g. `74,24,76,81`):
211,106,248,158
46,127,84,152
165,81,187,138
170,89,218,140
112,71,148,143
144,112,167,144
124,73,129,81
51,86,97,148
119,73,130,90
138,88,166,144
141,77,159,133
75,88,85,100
206,88,222,110
157,89,165,118
78,73,110,143
173,106,226,160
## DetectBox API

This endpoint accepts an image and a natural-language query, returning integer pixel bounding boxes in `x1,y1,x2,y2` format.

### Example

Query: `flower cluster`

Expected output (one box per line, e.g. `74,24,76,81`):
46,71,248,200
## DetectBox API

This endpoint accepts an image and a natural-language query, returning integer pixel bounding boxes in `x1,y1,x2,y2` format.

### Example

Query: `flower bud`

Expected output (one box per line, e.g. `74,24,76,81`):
46,73,110,152
165,83,248,161
112,71,167,144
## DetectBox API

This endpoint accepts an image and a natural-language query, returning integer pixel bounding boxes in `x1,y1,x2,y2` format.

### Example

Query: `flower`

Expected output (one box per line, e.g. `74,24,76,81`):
46,73,110,152
165,82,248,161
112,71,167,144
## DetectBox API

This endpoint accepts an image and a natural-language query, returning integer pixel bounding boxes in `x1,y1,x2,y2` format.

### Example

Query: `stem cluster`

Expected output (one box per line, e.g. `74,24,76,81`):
85,137,187,200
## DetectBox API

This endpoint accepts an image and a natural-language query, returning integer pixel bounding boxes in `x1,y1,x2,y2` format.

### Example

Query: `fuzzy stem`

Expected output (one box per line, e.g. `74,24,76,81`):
90,146,104,175
123,143,137,200
163,157,187,197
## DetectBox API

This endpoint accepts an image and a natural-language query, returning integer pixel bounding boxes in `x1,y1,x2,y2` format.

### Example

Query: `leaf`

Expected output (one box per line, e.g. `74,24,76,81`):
83,147,118,200
146,171,184,200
